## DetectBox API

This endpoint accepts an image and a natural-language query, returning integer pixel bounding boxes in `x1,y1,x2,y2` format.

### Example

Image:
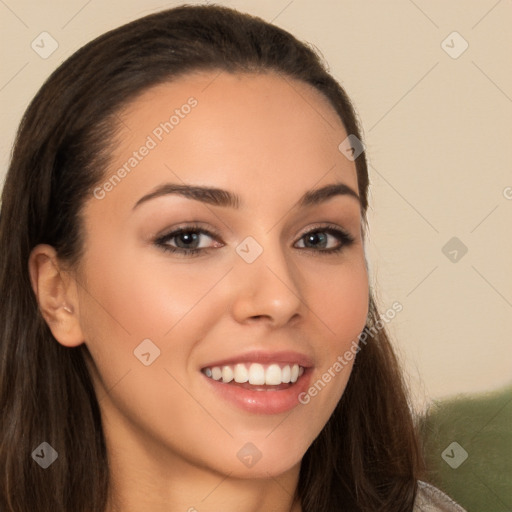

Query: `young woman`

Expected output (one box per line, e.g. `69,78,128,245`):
0,5,466,512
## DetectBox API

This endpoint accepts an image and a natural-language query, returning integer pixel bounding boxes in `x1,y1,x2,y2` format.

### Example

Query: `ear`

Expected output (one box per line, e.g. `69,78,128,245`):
28,244,84,347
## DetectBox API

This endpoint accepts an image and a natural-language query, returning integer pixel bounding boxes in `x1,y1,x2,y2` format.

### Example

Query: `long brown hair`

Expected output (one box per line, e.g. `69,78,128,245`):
0,5,424,511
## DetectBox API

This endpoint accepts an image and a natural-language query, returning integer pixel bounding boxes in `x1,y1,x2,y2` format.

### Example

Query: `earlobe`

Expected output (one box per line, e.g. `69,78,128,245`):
28,244,84,347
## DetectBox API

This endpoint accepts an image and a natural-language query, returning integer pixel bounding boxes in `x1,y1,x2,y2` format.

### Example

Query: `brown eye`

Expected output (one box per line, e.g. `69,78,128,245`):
295,226,355,253
155,225,223,257
171,231,203,250
303,232,328,249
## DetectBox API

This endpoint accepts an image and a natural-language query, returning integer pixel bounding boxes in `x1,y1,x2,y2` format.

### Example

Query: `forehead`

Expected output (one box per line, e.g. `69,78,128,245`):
94,71,358,214
120,69,345,132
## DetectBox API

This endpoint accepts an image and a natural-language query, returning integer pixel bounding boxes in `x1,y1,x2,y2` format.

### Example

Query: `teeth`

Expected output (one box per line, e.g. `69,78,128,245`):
248,363,265,385
234,363,249,383
221,365,233,383
203,362,305,386
265,364,282,385
290,364,299,383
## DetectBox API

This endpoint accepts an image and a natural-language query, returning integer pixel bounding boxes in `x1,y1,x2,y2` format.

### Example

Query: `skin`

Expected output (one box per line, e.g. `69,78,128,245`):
29,71,369,512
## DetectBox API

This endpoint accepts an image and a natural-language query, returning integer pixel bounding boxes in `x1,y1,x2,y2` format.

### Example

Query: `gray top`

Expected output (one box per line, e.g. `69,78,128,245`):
413,481,467,512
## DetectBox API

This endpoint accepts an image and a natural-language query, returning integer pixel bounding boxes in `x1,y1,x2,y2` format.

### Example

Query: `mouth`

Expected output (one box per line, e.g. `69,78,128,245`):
202,362,305,390
200,353,312,414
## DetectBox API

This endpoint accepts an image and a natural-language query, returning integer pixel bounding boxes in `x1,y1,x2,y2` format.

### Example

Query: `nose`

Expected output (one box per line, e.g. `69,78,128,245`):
230,239,304,328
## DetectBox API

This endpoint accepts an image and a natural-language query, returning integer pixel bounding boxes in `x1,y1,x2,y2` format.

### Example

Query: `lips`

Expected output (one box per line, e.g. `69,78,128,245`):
200,351,313,414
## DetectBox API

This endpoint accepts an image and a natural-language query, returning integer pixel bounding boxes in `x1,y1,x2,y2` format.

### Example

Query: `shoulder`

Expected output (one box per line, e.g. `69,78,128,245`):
413,480,467,512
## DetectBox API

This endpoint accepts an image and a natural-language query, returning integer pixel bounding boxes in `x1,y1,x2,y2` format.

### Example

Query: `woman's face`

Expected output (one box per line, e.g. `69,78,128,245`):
75,71,369,479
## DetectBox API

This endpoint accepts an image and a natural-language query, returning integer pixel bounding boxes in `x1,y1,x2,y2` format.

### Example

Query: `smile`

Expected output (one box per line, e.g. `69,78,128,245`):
202,362,305,387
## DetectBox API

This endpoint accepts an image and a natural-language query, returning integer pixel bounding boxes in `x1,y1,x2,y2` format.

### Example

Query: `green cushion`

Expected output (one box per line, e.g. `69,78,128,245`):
420,385,512,511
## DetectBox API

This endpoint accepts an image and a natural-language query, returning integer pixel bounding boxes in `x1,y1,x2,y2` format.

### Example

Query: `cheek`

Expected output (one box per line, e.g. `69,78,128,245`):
302,256,369,402
78,245,227,342
76,244,232,407
309,256,369,349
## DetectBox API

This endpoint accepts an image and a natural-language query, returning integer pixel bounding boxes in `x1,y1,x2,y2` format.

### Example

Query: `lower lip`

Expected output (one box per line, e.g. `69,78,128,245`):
202,370,312,415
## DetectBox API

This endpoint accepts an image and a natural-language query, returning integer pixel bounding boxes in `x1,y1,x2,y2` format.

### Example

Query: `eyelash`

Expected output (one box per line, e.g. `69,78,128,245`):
154,222,355,258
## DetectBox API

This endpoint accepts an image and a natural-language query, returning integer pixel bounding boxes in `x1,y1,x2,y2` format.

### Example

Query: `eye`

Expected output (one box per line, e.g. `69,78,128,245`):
153,223,355,258
295,225,355,254
154,224,222,256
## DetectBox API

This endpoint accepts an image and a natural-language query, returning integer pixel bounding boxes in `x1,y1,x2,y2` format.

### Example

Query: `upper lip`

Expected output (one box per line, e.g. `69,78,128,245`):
201,350,314,369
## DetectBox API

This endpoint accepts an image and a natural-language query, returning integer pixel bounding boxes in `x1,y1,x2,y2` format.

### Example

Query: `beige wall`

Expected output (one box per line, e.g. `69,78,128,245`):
1,0,511,411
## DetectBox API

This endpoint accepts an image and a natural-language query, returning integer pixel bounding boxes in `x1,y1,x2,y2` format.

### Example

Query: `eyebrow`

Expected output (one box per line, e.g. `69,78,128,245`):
132,181,360,211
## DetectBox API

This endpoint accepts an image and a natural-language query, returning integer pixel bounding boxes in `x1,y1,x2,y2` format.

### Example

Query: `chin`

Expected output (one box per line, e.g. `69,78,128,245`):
206,437,308,480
